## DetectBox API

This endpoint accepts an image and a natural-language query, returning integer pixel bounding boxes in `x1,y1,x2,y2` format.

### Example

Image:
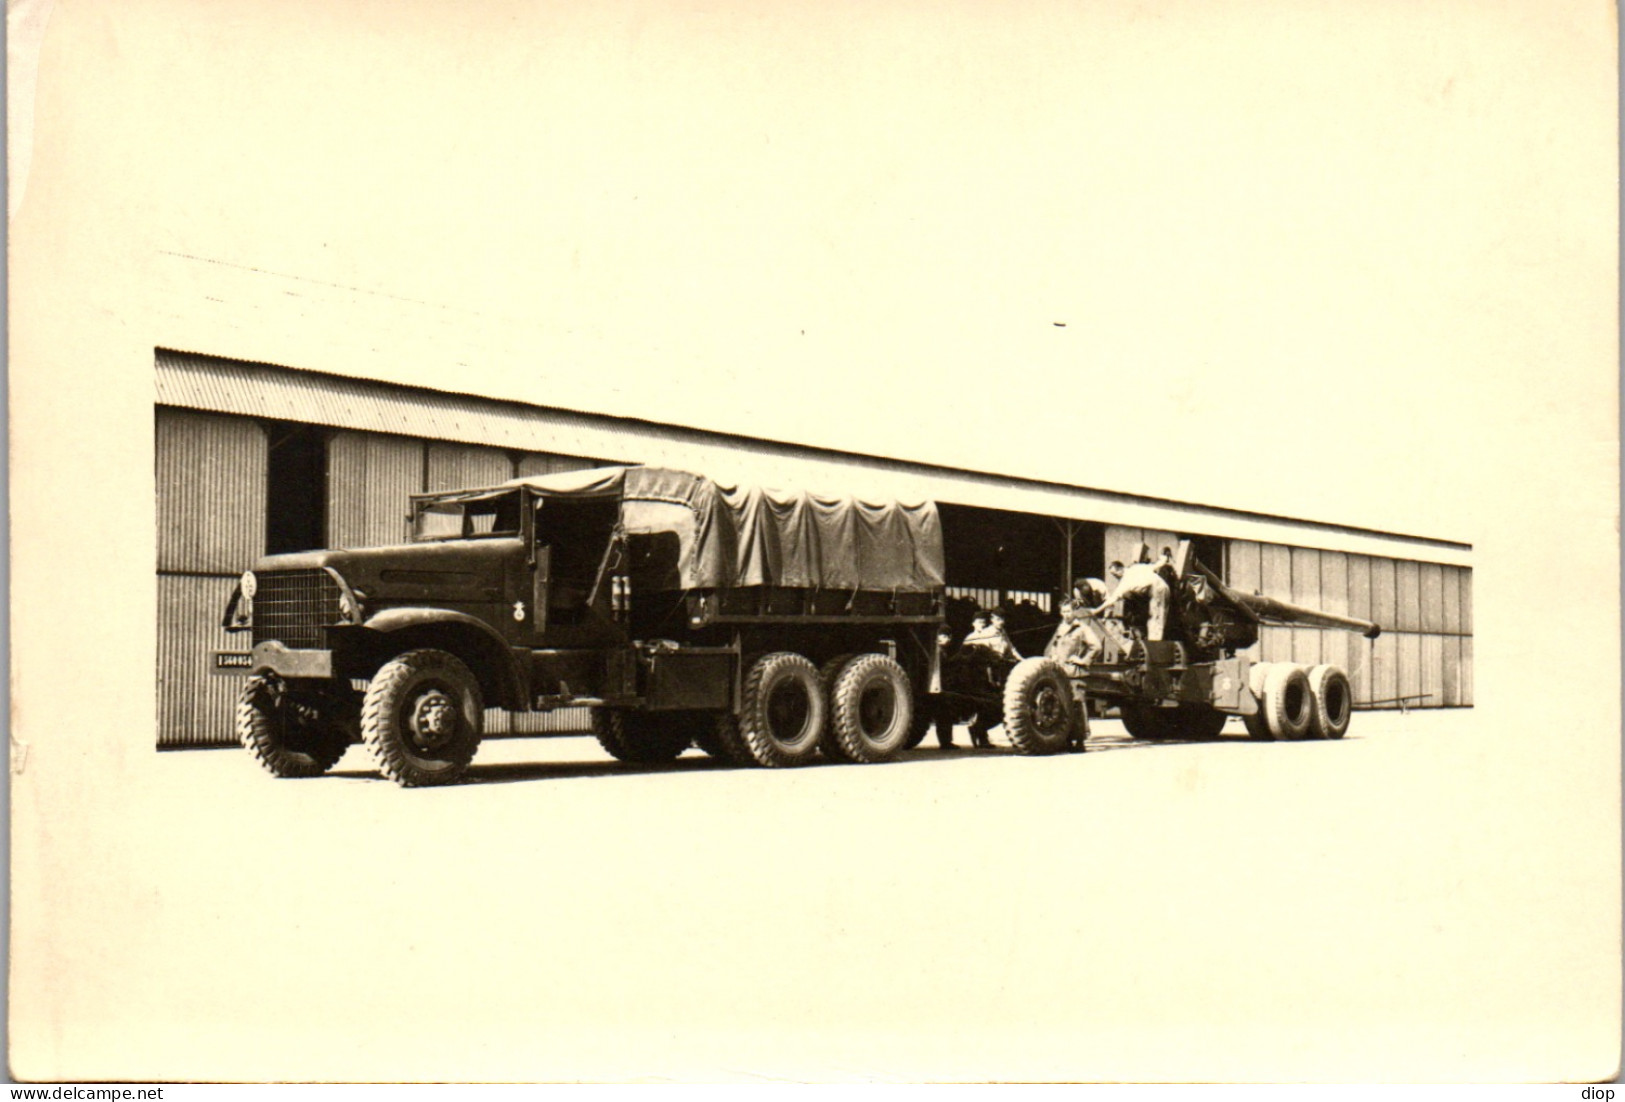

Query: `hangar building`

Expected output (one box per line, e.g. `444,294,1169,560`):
156,337,1472,749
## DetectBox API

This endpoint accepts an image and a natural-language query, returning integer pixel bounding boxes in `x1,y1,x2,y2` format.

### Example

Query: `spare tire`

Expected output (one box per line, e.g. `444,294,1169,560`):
1262,663,1313,741
1002,657,1081,755
1307,664,1353,740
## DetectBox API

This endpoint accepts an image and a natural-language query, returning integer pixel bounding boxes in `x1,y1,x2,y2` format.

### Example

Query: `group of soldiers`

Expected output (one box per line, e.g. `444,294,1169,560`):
925,545,1181,750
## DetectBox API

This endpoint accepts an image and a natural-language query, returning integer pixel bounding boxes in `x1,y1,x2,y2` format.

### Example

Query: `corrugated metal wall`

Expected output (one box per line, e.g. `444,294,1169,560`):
157,411,599,748
328,431,424,548
156,408,267,572
1224,538,1473,708
155,409,268,746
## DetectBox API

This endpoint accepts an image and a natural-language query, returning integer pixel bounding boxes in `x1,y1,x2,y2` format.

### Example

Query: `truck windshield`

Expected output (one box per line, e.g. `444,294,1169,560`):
412,490,523,541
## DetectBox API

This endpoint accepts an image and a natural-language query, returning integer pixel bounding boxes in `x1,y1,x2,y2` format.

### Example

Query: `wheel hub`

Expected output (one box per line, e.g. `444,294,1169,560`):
1034,686,1065,732
410,690,460,750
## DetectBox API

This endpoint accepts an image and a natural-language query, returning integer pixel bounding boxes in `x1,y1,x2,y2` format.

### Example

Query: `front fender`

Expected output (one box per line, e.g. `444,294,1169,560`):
361,607,525,708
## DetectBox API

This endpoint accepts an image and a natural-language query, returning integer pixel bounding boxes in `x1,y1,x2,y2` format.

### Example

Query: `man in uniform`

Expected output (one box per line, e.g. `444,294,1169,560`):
1093,556,1171,643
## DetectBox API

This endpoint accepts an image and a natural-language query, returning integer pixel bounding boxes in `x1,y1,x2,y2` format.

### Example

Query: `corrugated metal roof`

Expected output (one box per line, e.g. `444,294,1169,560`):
155,348,1473,566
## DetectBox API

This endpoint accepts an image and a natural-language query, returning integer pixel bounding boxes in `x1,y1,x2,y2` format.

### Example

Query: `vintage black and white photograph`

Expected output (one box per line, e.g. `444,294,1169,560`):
8,0,1619,1084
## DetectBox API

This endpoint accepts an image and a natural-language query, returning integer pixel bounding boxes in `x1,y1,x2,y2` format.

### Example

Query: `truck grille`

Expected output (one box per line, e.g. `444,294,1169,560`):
252,570,343,649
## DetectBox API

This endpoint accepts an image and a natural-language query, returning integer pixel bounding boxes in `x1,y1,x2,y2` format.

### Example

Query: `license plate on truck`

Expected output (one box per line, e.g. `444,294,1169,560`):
212,651,253,673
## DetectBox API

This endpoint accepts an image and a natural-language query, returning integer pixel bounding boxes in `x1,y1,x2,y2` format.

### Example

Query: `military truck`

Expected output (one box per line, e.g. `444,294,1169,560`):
1060,541,1381,742
217,466,1087,786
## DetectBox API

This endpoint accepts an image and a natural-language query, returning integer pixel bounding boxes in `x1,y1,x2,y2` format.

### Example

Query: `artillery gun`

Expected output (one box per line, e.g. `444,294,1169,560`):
1071,541,1381,741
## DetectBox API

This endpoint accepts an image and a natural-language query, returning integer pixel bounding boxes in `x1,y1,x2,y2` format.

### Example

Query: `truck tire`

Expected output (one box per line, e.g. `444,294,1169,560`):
1120,702,1172,740
1170,704,1228,740
1307,664,1353,740
593,709,692,763
1002,657,1080,755
237,673,355,778
361,649,484,786
739,652,827,768
698,711,756,765
818,653,861,761
1261,662,1313,741
827,654,914,764
1242,663,1273,739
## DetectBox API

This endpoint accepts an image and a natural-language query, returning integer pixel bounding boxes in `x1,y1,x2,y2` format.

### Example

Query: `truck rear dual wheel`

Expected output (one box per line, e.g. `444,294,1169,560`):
824,653,914,764
739,652,827,768
593,709,694,763
361,649,484,787
1002,657,1083,755
237,673,357,778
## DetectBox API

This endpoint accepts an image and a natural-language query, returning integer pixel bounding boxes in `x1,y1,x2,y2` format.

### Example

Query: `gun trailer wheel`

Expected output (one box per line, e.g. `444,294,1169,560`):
825,654,914,764
1307,664,1353,740
237,672,355,778
739,652,827,768
361,649,484,787
1261,662,1313,741
1002,657,1083,755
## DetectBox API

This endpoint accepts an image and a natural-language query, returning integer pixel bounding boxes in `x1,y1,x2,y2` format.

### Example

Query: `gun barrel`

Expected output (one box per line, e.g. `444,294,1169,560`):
1231,591,1382,639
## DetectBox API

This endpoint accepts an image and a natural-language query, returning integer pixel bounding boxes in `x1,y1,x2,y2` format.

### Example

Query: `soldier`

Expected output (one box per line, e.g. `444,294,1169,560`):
1093,558,1171,642
1045,600,1097,669
928,623,959,749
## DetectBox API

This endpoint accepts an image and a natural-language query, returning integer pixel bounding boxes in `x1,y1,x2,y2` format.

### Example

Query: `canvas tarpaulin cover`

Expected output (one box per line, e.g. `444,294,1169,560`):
507,466,945,592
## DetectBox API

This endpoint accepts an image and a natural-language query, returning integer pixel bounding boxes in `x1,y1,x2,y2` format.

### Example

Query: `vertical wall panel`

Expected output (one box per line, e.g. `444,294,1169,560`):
1260,625,1293,664
328,432,424,548
1460,570,1473,634
426,442,515,491
1420,634,1444,708
1441,636,1462,706
1372,632,1399,708
1103,526,1146,574
157,574,244,747
1290,629,1322,666
1228,540,1262,593
1142,529,1181,561
1395,561,1422,632
1290,548,1323,608
1398,633,1422,706
1346,554,1372,621
1442,566,1463,633
1344,636,1373,706
1371,558,1398,631
156,409,267,572
1261,544,1292,599
1319,552,1349,617
1461,636,1474,705
1420,564,1445,632
516,452,603,478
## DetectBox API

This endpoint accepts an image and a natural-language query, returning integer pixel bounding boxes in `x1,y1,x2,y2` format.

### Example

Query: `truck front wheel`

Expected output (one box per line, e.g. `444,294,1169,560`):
361,649,484,787
740,652,826,767
237,673,355,778
827,654,914,764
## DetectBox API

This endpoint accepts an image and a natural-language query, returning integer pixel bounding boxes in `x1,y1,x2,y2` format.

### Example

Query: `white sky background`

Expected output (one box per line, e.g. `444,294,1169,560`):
16,0,1614,543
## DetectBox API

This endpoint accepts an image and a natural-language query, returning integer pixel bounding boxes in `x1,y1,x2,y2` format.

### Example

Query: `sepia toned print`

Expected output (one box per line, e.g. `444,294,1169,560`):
9,0,1617,1083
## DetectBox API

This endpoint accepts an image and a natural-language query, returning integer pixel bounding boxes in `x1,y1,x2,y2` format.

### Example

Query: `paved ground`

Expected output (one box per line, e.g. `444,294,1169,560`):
12,707,1619,1082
